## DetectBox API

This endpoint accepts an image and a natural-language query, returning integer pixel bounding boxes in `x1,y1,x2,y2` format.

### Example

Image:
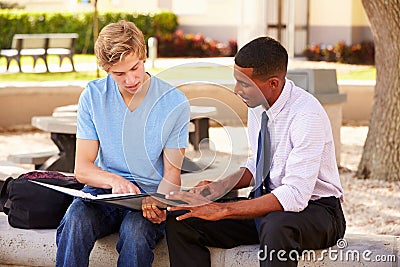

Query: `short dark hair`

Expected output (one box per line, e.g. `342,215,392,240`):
234,37,288,80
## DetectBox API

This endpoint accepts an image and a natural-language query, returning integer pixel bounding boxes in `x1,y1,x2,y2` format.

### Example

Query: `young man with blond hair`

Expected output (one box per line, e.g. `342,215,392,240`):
56,20,190,267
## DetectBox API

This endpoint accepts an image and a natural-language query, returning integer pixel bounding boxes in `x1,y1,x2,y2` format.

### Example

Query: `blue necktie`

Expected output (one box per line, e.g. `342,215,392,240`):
254,111,271,231
254,111,271,198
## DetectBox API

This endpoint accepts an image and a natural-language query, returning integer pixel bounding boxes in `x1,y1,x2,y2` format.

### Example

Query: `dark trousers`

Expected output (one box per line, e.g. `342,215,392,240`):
166,197,346,267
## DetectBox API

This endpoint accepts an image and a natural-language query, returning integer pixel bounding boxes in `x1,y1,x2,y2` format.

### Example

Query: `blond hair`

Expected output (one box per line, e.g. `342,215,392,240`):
95,20,147,72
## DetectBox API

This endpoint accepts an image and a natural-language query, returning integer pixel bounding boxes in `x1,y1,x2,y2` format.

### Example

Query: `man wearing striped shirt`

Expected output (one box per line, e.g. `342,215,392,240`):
166,37,346,267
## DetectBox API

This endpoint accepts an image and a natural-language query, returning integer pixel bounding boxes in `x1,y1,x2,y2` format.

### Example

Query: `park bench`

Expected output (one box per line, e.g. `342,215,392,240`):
0,33,78,72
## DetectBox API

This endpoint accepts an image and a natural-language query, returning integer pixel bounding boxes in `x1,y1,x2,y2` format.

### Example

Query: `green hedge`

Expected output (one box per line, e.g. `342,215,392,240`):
0,10,178,54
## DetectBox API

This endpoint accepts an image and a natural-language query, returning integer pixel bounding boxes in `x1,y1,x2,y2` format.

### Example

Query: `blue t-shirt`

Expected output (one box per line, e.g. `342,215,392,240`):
77,74,190,193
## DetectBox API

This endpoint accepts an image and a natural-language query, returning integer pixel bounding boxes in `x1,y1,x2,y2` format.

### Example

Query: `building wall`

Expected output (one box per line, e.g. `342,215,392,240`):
173,0,239,43
308,0,372,45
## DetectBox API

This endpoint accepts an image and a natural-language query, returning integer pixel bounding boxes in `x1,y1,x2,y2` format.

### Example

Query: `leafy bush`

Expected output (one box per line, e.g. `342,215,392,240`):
0,10,178,54
303,41,375,65
157,30,238,57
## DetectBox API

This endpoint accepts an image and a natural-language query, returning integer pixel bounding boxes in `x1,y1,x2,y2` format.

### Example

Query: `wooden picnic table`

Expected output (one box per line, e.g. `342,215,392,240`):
31,105,217,173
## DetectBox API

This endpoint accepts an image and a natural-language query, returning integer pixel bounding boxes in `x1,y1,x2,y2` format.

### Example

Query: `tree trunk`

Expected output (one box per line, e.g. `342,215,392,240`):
356,0,400,181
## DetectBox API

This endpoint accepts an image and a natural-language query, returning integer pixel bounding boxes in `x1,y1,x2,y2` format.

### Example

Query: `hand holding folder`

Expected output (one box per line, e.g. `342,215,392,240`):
30,180,186,211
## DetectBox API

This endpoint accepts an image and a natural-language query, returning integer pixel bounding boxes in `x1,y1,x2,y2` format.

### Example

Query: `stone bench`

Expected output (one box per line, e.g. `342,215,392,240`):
7,151,58,170
0,213,398,266
0,161,29,181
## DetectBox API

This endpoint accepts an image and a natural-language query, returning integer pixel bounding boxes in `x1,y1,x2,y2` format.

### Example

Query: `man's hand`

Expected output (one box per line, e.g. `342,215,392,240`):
189,180,227,201
166,191,226,221
110,176,141,194
142,196,167,224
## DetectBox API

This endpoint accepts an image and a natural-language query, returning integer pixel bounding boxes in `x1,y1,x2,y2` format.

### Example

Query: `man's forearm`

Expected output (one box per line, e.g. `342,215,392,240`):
75,162,122,189
168,191,284,221
221,193,283,220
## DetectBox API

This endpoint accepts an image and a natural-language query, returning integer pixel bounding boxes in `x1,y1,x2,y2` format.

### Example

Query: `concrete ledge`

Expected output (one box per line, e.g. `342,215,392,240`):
1,80,374,128
178,83,247,126
0,213,398,267
338,80,375,124
0,82,84,128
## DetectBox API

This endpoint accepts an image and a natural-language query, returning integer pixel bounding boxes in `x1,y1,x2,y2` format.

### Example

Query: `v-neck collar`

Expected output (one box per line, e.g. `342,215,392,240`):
113,73,153,113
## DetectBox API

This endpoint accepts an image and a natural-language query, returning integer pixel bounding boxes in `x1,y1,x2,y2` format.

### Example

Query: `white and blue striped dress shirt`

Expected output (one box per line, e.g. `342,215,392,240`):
244,79,344,212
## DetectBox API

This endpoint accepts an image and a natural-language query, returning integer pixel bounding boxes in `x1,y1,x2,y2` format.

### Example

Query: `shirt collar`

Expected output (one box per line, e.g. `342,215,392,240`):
251,78,293,121
268,78,293,121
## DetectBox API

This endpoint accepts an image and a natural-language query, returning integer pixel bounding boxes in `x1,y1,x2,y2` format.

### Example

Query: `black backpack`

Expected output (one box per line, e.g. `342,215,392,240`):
0,171,84,229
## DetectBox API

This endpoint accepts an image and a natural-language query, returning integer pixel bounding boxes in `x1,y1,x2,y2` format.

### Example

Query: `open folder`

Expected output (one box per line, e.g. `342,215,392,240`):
30,180,186,211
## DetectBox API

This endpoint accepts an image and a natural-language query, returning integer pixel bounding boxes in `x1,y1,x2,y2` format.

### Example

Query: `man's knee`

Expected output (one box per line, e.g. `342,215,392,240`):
166,211,190,233
117,212,164,256
166,211,206,244
62,199,92,226
120,212,164,243
57,199,105,238
258,211,300,248
56,200,96,247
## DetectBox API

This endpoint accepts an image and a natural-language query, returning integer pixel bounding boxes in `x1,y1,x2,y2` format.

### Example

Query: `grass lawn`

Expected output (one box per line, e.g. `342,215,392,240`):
336,67,376,80
0,54,97,67
0,54,376,82
0,70,104,82
0,54,106,82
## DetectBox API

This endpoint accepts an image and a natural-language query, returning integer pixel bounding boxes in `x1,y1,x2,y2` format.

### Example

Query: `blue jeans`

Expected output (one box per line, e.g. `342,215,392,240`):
55,187,165,267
